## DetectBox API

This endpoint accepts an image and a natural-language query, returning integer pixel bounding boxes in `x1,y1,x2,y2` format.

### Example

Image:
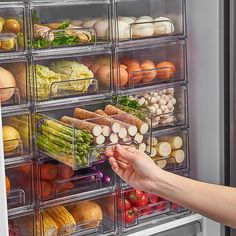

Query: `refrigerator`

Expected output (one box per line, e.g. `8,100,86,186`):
0,0,229,235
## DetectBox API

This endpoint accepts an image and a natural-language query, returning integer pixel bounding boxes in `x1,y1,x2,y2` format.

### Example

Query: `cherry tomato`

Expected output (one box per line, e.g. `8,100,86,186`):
145,193,159,204
172,203,178,211
126,189,144,205
133,194,149,207
125,209,136,225
117,197,131,211
130,206,139,217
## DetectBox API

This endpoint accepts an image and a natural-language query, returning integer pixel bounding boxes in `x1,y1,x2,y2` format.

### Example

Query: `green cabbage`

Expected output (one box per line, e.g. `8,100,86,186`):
35,64,61,100
49,60,94,92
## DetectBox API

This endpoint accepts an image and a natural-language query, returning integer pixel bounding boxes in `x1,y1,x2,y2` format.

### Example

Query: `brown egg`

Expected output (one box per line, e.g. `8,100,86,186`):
4,19,21,34
140,60,157,82
90,64,101,75
126,64,143,85
114,64,129,87
156,61,176,80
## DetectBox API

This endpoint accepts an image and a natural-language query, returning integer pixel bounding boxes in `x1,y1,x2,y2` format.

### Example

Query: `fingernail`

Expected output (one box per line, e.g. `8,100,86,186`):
116,144,121,150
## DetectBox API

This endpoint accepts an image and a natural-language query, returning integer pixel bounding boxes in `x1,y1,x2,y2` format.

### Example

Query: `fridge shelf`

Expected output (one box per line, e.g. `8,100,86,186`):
38,193,116,236
115,39,187,90
30,1,112,50
34,158,115,203
0,2,27,53
6,161,33,211
114,0,186,43
31,49,112,102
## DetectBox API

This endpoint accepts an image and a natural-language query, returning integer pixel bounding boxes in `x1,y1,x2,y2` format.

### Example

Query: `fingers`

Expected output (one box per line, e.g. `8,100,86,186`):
108,157,125,178
115,144,138,162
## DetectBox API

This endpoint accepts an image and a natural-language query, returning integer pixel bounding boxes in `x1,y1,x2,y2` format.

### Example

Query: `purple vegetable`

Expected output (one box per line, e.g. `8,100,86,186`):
103,175,111,183
96,170,104,179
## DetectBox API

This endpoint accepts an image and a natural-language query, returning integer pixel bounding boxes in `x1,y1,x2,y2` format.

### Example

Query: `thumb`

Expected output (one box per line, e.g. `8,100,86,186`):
115,144,137,163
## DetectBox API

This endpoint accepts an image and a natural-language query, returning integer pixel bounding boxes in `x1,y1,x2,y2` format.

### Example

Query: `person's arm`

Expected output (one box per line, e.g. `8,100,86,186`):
106,144,236,228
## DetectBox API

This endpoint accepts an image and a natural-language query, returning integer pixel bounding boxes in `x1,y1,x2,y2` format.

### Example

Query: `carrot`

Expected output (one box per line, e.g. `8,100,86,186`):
74,108,121,133
41,163,58,181
50,178,74,193
61,116,103,137
58,164,75,179
41,181,53,198
104,105,148,134
95,109,108,116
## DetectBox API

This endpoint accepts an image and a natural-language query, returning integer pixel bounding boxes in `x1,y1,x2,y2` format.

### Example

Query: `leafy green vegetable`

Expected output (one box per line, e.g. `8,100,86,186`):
32,38,50,49
57,21,70,30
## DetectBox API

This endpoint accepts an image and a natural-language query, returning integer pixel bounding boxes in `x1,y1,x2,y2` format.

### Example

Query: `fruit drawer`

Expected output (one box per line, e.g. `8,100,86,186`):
146,128,189,171
34,99,150,169
2,112,31,160
0,56,29,107
8,211,35,236
32,49,112,102
6,161,33,210
116,40,187,90
114,0,186,42
38,193,116,235
30,0,112,50
116,84,188,130
34,158,115,202
0,2,26,53
117,187,189,231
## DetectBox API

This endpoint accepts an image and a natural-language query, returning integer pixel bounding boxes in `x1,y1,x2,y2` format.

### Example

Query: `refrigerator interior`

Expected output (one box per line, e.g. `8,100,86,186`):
0,0,228,235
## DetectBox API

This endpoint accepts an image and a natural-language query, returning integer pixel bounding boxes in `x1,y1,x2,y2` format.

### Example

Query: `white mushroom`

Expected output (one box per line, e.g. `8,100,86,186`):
138,16,154,22
171,98,177,105
94,20,108,39
132,18,155,38
120,17,135,25
118,20,130,40
154,17,175,36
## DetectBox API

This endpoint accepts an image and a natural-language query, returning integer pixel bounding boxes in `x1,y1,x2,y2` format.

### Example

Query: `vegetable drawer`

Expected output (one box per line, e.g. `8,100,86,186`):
34,158,115,202
32,49,112,102
2,112,31,161
0,56,29,107
147,128,190,171
0,2,27,53
114,0,186,42
6,161,33,210
30,0,112,50
38,193,116,235
117,187,189,232
8,211,35,236
34,99,150,170
115,40,187,90
116,84,188,130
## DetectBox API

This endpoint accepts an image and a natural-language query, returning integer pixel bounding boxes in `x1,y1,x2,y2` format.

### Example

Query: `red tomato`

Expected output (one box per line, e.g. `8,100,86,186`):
126,189,144,205
141,207,153,215
145,193,159,204
130,206,139,217
172,203,179,211
134,194,149,208
117,197,131,211
125,209,136,225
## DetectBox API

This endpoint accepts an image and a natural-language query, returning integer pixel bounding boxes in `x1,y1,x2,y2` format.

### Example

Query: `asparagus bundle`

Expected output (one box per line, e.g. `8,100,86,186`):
36,115,93,168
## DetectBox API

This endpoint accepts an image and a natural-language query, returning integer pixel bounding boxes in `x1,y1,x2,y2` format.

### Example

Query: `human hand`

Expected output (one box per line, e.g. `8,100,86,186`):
106,144,162,193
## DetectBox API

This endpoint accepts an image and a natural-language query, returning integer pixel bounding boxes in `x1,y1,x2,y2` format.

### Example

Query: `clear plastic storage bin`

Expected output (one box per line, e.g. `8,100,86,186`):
34,158,115,202
0,56,29,107
30,0,112,50
2,112,31,161
38,193,116,235
146,128,189,171
6,161,33,210
0,2,27,53
34,98,150,170
32,49,112,102
118,187,172,231
8,211,35,236
114,0,186,42
116,40,187,90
